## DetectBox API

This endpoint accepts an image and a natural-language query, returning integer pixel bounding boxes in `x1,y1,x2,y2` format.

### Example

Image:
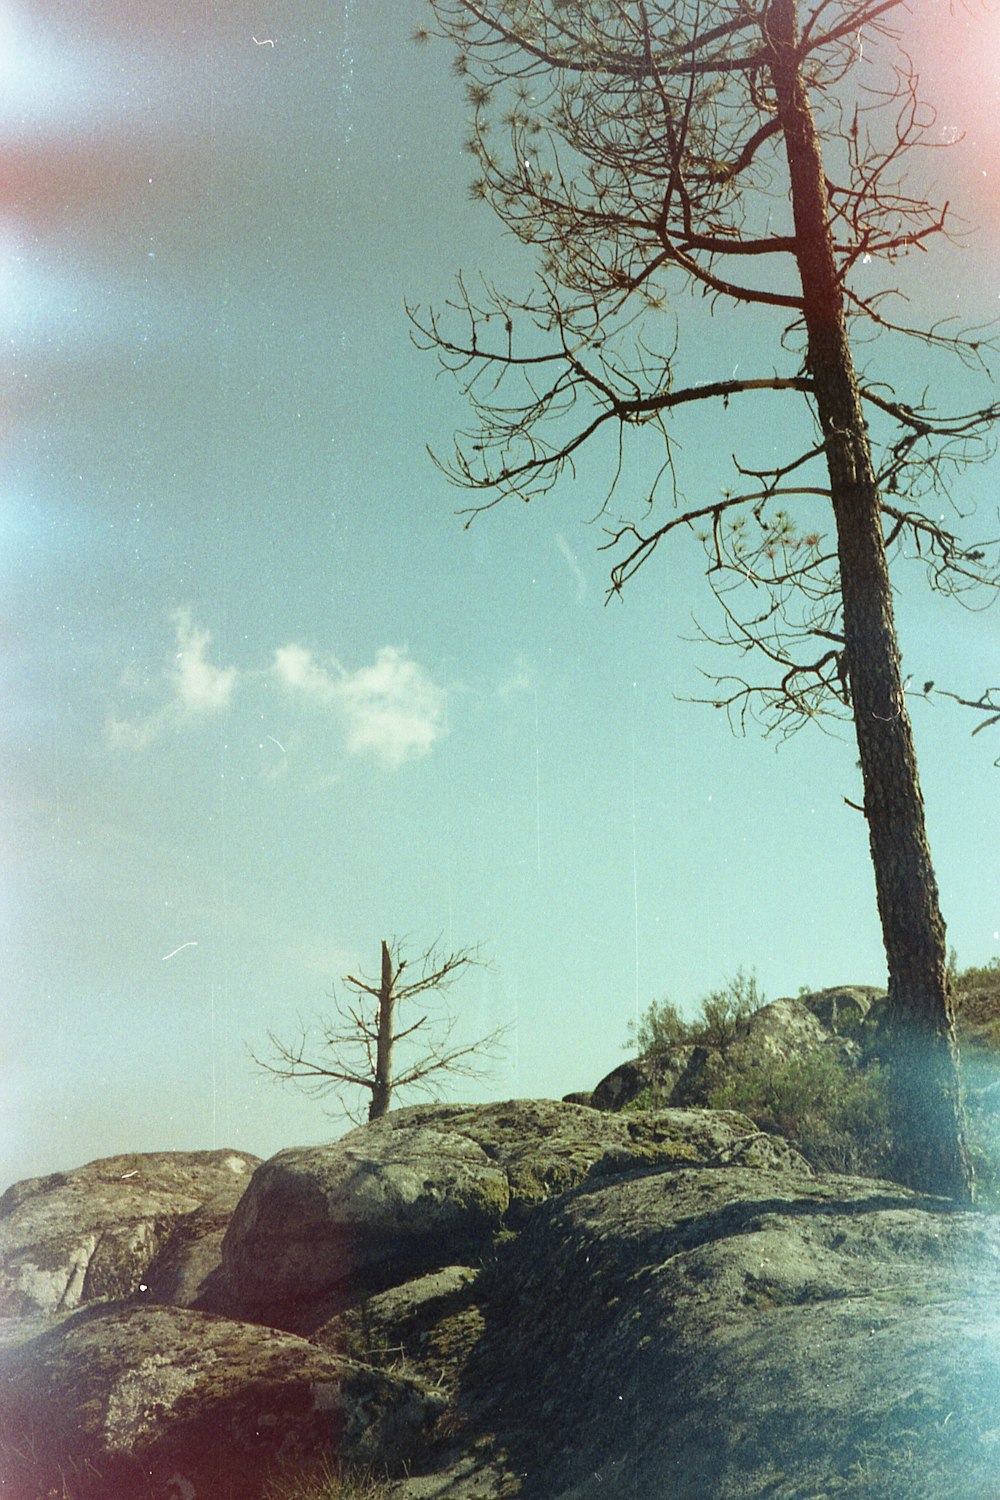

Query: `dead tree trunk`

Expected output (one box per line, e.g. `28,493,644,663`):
369,939,396,1122
767,0,971,1201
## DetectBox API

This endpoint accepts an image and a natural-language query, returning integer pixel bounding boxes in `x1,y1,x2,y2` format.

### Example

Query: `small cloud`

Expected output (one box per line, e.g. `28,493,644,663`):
272,643,338,703
337,647,446,767
273,644,447,769
169,608,236,712
497,654,538,702
105,609,237,748
104,705,172,750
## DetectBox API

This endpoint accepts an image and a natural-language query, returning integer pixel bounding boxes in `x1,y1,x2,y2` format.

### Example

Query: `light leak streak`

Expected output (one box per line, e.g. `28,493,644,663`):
162,941,199,961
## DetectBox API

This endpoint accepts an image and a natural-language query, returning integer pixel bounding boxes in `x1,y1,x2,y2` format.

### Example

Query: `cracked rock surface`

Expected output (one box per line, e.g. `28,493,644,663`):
0,1148,259,1319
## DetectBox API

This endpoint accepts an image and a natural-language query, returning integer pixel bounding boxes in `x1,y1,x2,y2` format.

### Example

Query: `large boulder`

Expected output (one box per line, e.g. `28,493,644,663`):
413,1163,1000,1500
205,1118,510,1332
0,1301,444,1500
143,1183,258,1309
800,984,884,1034
209,1100,802,1331
590,1045,701,1112
738,995,838,1061
591,993,866,1115
0,1149,259,1320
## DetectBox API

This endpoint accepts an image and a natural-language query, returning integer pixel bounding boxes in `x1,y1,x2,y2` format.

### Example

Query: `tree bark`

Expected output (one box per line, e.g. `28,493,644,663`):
766,0,972,1201
369,939,396,1122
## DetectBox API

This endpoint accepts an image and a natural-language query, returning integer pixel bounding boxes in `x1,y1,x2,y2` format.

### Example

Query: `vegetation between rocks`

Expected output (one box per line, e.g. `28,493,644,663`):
626,960,1000,1195
263,1461,390,1500
5,967,1000,1499
626,968,765,1055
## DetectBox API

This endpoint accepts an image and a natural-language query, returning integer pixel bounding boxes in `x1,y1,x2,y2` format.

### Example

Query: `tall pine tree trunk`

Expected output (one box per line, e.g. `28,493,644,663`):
766,0,972,1201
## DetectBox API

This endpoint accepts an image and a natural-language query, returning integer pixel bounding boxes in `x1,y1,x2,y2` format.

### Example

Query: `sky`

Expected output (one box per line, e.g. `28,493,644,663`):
3,0,999,1188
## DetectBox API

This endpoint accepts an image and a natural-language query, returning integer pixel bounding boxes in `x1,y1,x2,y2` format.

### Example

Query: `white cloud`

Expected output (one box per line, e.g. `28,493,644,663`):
169,608,237,711
107,619,446,770
105,609,236,748
497,654,538,702
337,647,446,767
273,644,447,770
272,643,338,703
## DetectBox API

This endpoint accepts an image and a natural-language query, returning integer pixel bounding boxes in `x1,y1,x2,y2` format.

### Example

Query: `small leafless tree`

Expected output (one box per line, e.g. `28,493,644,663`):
254,938,508,1122
412,0,1000,1199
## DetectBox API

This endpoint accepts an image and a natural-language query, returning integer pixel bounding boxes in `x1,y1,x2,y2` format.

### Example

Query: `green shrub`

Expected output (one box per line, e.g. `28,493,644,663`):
621,1083,673,1114
625,957,1000,1188
965,1137,1000,1206
627,969,764,1056
953,957,1000,1052
955,956,1000,992
960,1071,1000,1208
626,995,692,1055
948,954,1000,1202
708,1050,893,1177
697,969,763,1049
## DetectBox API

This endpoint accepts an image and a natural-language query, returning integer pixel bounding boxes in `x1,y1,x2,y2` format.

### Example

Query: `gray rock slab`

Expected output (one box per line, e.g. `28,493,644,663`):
434,1163,1000,1500
212,1100,798,1330
0,1149,259,1319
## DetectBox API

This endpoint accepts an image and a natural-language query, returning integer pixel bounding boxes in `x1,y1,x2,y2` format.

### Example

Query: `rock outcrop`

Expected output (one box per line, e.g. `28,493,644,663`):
206,1099,804,1331
801,984,884,1034
0,1149,260,1320
431,1161,1000,1499
591,988,881,1114
3,1047,1000,1500
0,1302,444,1500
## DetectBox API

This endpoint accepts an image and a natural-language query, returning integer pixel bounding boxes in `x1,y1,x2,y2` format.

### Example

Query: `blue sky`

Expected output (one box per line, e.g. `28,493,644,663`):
3,0,999,1187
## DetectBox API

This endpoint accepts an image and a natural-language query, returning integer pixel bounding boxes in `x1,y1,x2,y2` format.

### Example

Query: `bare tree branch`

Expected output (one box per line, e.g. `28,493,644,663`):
415,0,999,1199
928,686,1000,767
252,937,508,1125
